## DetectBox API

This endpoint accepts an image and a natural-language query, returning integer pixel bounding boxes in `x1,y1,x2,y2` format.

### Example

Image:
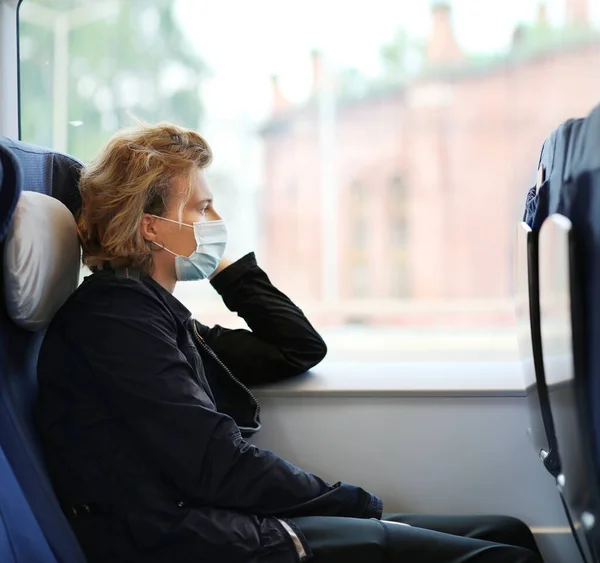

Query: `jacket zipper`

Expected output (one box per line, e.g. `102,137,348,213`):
191,320,261,428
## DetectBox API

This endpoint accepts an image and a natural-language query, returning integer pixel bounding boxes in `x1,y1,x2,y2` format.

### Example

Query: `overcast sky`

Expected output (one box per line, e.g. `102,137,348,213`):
175,0,599,120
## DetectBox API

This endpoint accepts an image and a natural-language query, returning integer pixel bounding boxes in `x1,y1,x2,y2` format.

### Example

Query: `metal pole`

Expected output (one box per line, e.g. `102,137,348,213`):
318,54,339,302
0,0,20,138
52,13,69,152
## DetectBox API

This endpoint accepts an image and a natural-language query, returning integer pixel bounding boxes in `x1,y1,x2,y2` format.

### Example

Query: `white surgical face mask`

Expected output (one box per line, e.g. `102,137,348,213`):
152,215,227,281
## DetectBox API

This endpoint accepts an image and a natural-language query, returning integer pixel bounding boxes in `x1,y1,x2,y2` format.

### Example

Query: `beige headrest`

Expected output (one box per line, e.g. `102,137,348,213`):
3,191,80,331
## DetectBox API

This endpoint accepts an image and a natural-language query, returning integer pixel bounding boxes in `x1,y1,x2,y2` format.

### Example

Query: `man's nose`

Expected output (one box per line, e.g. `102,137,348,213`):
207,208,222,222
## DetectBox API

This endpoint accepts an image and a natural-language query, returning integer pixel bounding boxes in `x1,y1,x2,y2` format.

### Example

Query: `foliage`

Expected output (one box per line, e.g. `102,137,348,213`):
19,0,207,162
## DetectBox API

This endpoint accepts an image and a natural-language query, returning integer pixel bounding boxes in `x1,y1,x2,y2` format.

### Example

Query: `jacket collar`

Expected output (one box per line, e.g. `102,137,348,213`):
113,266,192,324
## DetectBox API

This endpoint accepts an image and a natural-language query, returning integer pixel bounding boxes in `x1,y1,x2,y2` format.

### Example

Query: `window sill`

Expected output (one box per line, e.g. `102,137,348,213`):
253,361,526,398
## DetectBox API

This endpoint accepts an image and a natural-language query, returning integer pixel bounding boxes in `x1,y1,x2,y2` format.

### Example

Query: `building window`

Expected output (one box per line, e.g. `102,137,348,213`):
390,217,408,247
350,181,366,206
353,217,369,250
388,175,409,249
388,175,410,298
390,265,410,298
351,263,370,298
389,176,405,208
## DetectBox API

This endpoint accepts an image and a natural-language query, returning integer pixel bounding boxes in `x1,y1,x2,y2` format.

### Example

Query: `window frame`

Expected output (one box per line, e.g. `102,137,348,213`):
251,361,527,397
0,0,21,139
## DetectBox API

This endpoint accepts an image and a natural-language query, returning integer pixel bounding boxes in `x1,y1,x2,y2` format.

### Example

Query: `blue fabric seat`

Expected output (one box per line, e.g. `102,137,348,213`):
523,104,600,232
0,442,56,562
522,104,600,462
0,137,86,562
527,105,600,473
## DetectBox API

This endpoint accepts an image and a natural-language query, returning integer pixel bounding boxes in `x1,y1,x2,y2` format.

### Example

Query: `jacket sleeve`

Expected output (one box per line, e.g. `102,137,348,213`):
197,252,327,387
71,283,381,520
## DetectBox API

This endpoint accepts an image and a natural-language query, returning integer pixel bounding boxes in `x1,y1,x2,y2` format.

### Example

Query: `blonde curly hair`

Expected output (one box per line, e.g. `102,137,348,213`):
77,122,212,273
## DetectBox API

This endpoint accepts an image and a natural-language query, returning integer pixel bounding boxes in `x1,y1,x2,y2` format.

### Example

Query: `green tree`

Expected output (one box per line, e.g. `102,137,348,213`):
336,67,370,101
380,27,409,83
379,28,424,86
19,0,207,162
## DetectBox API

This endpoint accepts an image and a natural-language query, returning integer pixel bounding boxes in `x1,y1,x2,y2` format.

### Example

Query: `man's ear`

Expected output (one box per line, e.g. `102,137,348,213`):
140,213,159,242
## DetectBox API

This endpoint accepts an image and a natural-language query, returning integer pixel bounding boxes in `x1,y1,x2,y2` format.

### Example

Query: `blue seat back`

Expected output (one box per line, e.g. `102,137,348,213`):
523,104,600,231
523,116,587,231
0,137,86,562
0,442,56,562
521,103,600,562
519,109,600,476
539,213,599,561
536,107,600,474
523,104,600,466
561,168,600,479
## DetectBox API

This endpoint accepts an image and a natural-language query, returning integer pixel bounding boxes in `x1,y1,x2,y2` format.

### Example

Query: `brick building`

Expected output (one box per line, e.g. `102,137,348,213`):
259,0,600,326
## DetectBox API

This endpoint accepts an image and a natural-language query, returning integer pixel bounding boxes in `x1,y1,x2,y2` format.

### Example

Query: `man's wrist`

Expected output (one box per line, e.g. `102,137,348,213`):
208,257,234,281
209,253,257,296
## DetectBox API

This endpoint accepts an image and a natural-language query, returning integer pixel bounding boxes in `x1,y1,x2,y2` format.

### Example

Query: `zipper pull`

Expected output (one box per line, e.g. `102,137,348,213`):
192,320,205,343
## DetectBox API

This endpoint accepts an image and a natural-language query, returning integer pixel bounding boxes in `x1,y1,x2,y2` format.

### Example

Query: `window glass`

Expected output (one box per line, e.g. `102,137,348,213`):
391,219,409,247
351,263,371,299
389,176,406,206
352,217,369,250
19,0,600,362
390,267,411,299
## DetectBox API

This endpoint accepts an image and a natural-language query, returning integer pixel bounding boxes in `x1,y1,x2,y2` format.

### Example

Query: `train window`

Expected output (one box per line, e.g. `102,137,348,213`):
18,0,600,363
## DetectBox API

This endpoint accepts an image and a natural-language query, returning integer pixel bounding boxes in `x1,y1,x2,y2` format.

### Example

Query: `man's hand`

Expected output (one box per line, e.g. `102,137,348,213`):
208,257,234,281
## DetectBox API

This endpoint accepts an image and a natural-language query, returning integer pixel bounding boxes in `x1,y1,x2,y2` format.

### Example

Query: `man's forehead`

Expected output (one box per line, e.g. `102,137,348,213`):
192,187,213,203
188,170,213,202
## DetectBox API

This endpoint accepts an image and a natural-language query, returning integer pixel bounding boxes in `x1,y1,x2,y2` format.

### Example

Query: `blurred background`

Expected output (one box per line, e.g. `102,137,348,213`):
18,0,600,361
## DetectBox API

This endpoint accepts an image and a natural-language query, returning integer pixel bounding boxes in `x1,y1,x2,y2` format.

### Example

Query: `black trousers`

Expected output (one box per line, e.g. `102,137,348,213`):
292,513,543,563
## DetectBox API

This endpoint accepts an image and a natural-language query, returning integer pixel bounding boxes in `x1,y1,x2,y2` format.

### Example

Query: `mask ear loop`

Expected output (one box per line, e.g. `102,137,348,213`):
148,215,191,257
151,241,179,257
150,214,194,229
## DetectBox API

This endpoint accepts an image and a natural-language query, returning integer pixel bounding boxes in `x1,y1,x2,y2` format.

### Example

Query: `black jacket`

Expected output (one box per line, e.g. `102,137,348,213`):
35,252,383,563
